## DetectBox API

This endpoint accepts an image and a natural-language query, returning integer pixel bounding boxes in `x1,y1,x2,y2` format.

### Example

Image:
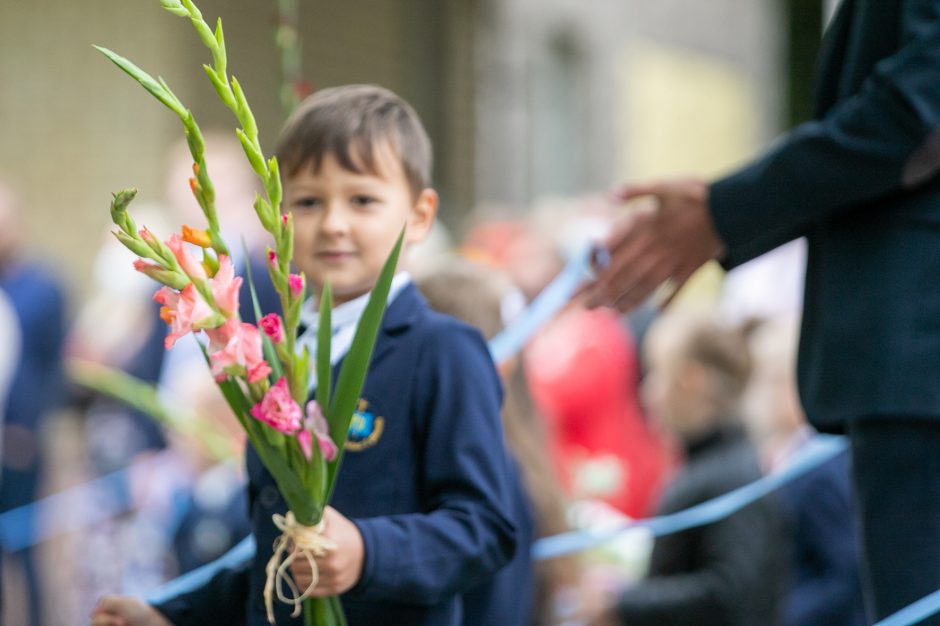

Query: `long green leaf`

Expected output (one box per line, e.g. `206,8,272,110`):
315,282,332,410
67,359,234,462
253,435,317,521
325,228,404,495
242,242,283,381
93,46,185,117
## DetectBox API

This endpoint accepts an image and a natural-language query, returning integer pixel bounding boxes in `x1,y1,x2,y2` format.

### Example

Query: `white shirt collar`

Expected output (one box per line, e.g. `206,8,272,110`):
299,272,413,333
298,273,412,394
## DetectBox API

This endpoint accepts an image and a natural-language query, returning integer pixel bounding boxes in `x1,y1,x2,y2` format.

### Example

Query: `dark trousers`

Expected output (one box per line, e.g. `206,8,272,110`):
850,418,940,625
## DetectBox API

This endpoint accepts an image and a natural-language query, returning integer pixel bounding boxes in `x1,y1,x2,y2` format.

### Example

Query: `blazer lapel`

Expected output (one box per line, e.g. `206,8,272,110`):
334,282,423,375
814,0,855,117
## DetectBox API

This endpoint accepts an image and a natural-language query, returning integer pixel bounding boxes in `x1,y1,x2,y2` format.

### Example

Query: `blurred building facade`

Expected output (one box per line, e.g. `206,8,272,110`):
0,0,815,299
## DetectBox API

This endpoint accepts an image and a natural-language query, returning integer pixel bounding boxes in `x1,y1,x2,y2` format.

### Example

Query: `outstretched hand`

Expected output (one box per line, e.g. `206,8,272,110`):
583,179,726,313
90,596,172,626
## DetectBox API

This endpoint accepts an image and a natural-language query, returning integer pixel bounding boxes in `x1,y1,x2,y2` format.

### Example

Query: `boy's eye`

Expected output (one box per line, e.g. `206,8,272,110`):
351,195,377,207
293,197,322,210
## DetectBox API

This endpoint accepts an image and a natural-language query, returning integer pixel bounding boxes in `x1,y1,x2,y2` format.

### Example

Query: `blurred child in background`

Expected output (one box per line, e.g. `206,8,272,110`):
0,180,68,626
745,317,865,626
593,311,785,626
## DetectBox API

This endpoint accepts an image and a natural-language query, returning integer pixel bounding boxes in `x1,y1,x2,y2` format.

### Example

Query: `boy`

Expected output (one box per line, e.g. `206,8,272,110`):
92,85,524,625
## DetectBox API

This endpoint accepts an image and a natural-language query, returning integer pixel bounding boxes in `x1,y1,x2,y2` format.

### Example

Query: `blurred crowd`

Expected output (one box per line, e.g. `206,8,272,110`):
0,135,862,626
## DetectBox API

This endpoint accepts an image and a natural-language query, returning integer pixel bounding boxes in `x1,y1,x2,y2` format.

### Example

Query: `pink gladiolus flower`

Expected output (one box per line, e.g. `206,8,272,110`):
247,361,273,384
281,214,289,226
167,232,207,281
210,255,242,317
154,286,179,323
250,378,302,434
206,319,271,382
267,250,277,266
259,313,284,343
297,429,313,460
154,284,215,349
288,274,304,298
205,316,239,348
303,400,337,461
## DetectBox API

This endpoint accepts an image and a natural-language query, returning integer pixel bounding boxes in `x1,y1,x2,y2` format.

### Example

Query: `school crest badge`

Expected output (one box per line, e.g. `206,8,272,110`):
346,399,384,451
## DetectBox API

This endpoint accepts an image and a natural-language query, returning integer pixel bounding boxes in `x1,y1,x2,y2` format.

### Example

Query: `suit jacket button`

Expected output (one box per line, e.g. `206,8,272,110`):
260,485,279,508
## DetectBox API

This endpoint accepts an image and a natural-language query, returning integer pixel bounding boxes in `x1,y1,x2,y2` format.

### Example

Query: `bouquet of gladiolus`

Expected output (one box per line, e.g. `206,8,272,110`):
96,1,400,624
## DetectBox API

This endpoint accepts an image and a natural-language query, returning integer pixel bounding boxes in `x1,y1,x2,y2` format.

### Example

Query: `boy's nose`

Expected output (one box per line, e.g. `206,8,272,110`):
319,204,351,235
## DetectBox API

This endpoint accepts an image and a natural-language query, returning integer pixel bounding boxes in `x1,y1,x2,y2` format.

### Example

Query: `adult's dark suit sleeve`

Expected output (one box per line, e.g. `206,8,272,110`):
710,0,940,268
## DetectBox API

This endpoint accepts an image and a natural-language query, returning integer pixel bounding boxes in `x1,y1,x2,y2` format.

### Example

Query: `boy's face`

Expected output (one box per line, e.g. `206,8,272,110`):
285,145,437,305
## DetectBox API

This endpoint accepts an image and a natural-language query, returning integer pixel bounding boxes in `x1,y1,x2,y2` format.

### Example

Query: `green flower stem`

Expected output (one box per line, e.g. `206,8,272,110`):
164,3,284,246
94,46,229,258
162,1,305,400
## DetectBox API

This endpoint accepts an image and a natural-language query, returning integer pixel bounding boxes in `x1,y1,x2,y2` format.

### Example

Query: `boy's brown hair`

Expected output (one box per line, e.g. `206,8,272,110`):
648,310,760,413
275,84,432,199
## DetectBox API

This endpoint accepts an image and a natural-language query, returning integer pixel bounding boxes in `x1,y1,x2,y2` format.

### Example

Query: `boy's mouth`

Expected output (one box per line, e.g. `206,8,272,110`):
316,251,355,262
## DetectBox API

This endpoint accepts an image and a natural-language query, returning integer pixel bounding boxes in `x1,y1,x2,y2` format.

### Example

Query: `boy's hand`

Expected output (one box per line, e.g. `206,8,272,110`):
289,506,365,596
588,609,623,626
90,596,172,626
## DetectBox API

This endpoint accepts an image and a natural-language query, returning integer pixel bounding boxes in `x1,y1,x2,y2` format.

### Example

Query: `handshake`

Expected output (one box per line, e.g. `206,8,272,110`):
582,178,725,313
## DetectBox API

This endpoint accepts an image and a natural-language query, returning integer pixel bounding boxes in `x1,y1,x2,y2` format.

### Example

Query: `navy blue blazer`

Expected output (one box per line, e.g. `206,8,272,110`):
710,0,940,430
155,283,522,625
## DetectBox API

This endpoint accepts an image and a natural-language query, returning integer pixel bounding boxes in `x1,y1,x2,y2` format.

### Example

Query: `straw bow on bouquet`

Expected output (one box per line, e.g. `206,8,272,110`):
96,2,401,624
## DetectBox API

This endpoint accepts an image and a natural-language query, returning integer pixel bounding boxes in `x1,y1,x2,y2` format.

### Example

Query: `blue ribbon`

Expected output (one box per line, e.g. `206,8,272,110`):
875,589,940,626
143,434,851,603
488,247,596,364
533,435,848,559
147,534,256,604
0,453,201,555
0,459,141,553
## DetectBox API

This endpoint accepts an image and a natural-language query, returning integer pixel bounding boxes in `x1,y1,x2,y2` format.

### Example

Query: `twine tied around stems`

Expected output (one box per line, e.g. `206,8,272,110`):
264,511,337,623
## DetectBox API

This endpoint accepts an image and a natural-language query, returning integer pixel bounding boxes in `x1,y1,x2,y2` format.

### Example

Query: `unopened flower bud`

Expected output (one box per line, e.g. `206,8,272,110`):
182,225,213,248
288,274,304,298
259,313,284,344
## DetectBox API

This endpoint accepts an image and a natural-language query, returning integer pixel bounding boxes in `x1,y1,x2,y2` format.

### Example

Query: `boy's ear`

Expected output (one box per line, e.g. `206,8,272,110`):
406,188,438,244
